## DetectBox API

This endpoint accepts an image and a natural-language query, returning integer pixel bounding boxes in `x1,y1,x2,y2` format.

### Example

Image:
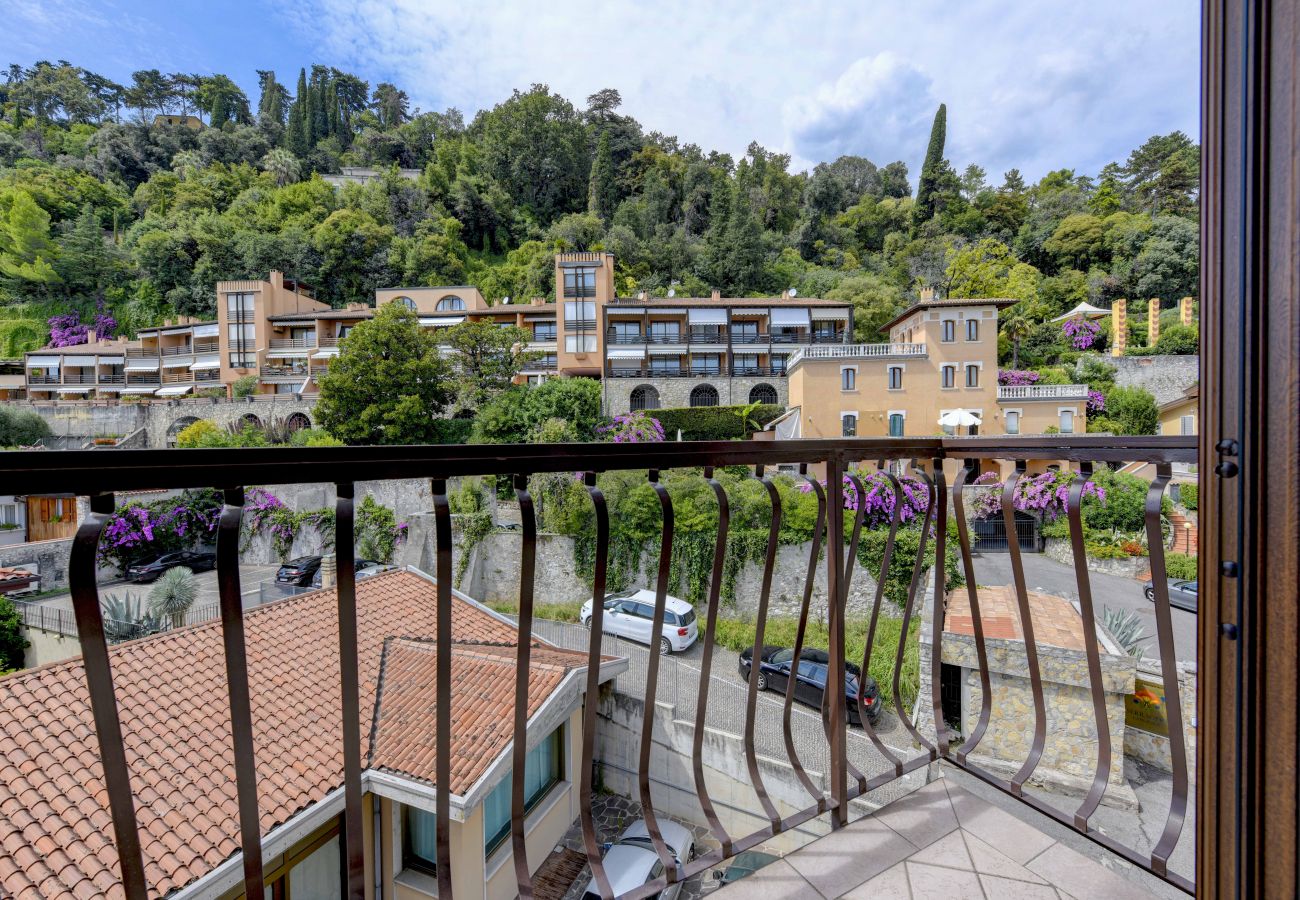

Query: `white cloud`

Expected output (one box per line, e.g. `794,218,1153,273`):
280,0,1200,179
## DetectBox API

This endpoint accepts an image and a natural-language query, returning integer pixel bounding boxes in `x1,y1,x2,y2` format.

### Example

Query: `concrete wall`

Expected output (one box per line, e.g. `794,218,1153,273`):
0,537,76,592
1078,354,1200,407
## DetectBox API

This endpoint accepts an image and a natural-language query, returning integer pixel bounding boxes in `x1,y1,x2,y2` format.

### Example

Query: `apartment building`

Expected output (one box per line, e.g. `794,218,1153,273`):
782,293,1089,439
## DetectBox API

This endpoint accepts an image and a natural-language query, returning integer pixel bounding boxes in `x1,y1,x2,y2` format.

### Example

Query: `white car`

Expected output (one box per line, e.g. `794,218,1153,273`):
580,589,698,655
576,819,696,900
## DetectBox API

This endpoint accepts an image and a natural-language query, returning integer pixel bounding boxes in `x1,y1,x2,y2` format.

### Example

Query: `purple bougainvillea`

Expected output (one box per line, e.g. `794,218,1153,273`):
599,412,666,444
800,471,931,529
48,312,88,347
998,369,1041,386
968,470,1105,522
93,298,118,341
1087,389,1106,413
1061,318,1101,351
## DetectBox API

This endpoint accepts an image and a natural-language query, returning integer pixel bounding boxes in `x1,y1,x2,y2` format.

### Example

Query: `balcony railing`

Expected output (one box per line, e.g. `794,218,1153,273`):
261,365,310,379
125,374,161,385
61,373,99,384
0,435,1197,899
269,338,318,350
997,384,1091,400
786,343,928,367
606,366,787,378
160,345,195,357
605,331,849,346
25,375,59,385
317,336,340,348
98,374,126,384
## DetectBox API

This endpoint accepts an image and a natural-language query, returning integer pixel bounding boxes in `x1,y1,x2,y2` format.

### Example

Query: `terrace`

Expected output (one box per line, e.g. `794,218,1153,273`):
0,436,1200,899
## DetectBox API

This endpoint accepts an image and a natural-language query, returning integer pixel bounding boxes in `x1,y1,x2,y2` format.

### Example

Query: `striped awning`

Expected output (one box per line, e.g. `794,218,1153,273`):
192,323,220,338
190,356,221,371
606,348,645,359
97,356,125,365
119,387,157,395
687,309,727,325
27,355,60,367
155,385,193,397
420,316,465,327
56,386,94,394
125,361,160,371
809,308,851,321
771,309,811,327
62,355,97,366
162,359,192,369
310,348,340,359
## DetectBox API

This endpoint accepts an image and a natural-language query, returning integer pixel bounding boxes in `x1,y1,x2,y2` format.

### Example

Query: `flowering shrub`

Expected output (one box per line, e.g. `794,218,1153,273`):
99,489,222,572
800,471,931,530
967,470,1105,522
357,495,408,563
1087,389,1106,413
998,370,1041,386
599,412,665,443
93,299,117,341
1061,318,1101,350
47,313,88,347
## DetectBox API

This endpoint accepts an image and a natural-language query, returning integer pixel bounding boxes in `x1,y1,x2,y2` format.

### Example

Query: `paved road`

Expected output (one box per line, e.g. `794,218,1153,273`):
30,565,283,619
971,550,1196,662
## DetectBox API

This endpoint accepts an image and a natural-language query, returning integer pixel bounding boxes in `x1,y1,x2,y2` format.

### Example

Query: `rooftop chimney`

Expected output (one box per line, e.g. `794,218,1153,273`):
780,290,791,300
347,302,369,312
270,271,284,289
919,287,937,302
531,297,545,306
711,289,721,301
637,291,648,300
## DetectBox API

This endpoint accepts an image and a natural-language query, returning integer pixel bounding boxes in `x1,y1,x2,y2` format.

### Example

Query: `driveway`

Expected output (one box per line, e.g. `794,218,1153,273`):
969,551,1196,661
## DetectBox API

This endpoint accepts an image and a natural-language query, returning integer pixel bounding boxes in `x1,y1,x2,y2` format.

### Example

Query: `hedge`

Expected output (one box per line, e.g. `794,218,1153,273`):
651,404,784,441
431,419,475,444
1178,483,1198,511
1165,552,1198,581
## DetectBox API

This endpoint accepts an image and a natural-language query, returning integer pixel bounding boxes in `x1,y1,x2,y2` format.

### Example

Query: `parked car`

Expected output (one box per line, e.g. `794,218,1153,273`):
125,550,216,583
711,851,780,886
738,646,882,726
1144,578,1198,613
576,819,696,900
309,560,389,588
580,588,698,654
276,556,322,586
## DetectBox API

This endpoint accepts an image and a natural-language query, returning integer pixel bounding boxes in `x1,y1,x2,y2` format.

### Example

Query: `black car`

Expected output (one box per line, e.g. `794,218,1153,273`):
738,646,882,726
309,560,385,588
1144,578,1198,613
125,550,216,583
276,556,323,586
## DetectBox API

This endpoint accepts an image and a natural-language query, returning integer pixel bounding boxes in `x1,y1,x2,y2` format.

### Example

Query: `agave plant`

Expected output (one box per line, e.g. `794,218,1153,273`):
148,566,198,628
100,594,166,644
1100,605,1148,658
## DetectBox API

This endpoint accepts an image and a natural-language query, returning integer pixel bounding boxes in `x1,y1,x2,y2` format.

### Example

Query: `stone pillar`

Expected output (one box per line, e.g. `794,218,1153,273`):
1180,296,1194,326
1111,300,1127,357
1148,298,1161,347
319,554,337,589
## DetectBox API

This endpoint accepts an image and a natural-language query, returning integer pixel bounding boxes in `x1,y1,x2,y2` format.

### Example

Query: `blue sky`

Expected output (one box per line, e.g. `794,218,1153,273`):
7,0,1201,181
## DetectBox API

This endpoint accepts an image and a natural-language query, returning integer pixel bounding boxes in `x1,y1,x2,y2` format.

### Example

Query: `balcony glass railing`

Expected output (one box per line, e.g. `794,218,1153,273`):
0,435,1197,900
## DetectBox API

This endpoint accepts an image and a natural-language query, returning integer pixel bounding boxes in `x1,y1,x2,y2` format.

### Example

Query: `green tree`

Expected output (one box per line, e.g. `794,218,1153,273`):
256,69,290,125
260,147,301,187
441,318,534,409
1103,385,1159,435
587,131,617,221
913,103,947,225
1154,323,1199,355
316,303,453,444
1044,213,1105,270
1002,315,1033,368
372,82,409,128
0,594,28,672
474,378,603,444
195,75,250,126
0,188,61,291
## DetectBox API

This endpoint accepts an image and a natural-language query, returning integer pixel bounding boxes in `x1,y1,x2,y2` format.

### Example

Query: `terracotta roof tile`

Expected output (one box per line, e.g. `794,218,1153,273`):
0,569,571,899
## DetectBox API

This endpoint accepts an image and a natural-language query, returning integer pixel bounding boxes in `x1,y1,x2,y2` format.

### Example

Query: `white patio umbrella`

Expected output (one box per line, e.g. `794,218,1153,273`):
938,409,982,435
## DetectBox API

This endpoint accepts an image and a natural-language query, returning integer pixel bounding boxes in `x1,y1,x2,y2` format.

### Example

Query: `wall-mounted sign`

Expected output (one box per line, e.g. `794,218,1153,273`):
1125,677,1170,737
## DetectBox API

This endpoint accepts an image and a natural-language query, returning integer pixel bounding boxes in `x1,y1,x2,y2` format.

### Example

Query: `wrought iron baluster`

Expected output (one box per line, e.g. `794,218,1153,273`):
1003,463,1047,794
951,460,993,764
70,492,148,900
891,463,936,756
928,456,950,755
578,473,616,899
858,462,906,777
216,487,264,898
431,478,455,899
823,453,848,828
334,482,366,900
510,474,537,898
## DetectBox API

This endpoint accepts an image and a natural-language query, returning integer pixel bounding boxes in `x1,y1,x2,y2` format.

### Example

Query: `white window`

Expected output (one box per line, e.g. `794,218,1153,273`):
0,503,18,525
887,366,903,390
225,292,255,314
1180,414,1195,435
1059,409,1076,434
941,365,956,389
941,320,956,342
563,301,596,323
1006,410,1021,435
565,334,597,353
841,367,857,391
229,352,256,368
965,364,980,388
966,319,979,341
227,323,255,342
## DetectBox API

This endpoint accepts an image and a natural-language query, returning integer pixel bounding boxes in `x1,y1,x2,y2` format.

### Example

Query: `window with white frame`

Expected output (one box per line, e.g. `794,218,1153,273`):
941,365,956,389
565,334,597,353
0,503,18,525
966,319,979,341
841,413,857,437
888,412,905,437
563,301,596,324
1180,414,1195,435
1005,410,1021,434
841,367,856,391
965,364,980,387
482,725,564,855
1059,409,1076,433
941,319,956,342
888,366,903,390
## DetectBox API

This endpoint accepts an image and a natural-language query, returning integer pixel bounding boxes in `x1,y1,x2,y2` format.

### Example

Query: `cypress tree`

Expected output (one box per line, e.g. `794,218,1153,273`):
913,103,947,225
587,132,617,221
285,68,308,155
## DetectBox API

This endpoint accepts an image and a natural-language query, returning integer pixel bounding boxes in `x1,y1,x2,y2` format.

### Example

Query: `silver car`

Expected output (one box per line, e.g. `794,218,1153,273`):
580,589,699,655
576,819,697,900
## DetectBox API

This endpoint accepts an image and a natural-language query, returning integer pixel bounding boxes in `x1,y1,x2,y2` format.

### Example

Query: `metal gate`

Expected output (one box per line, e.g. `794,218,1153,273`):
971,510,1042,552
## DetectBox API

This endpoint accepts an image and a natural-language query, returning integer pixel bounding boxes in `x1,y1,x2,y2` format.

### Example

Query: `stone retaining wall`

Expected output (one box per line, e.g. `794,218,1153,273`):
1075,354,1199,407
1043,538,1149,580
603,376,788,415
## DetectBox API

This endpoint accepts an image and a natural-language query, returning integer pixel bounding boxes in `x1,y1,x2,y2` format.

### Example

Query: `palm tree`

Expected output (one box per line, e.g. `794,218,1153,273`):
170,149,203,179
148,566,198,629
260,147,301,187
1003,315,1033,368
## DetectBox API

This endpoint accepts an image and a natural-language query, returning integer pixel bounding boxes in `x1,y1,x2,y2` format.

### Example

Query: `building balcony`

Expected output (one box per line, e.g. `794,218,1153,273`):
0,435,1198,900
997,384,1091,401
125,374,161,386
605,331,848,347
98,374,126,384
261,365,311,382
160,345,196,357
125,347,157,358
60,373,99,385
269,337,318,350
787,343,928,366
25,375,60,385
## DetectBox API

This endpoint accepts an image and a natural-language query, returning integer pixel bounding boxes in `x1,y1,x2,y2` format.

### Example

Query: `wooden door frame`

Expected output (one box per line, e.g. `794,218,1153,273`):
1199,1,1299,895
